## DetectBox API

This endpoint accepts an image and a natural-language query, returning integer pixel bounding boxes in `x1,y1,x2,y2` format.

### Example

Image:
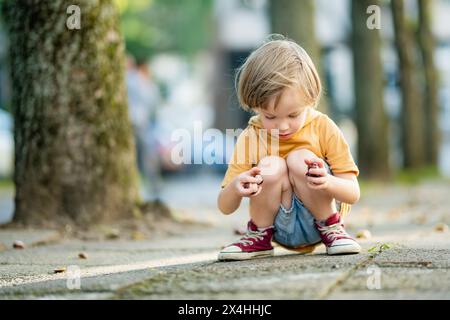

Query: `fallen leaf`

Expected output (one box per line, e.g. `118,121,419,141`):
435,223,449,233
78,252,88,259
356,229,372,239
54,267,66,274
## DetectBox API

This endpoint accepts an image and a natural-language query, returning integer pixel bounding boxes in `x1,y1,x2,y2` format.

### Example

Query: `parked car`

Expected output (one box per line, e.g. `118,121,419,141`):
0,109,13,178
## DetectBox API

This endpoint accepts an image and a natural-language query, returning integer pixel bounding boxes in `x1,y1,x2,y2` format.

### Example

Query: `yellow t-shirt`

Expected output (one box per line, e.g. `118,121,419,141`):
221,108,359,217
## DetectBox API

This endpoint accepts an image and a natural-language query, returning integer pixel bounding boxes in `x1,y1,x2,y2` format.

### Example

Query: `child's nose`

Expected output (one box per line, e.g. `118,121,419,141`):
279,122,289,131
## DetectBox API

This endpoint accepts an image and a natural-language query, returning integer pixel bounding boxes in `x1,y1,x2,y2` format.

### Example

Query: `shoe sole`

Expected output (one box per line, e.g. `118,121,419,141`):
218,249,274,261
327,244,361,255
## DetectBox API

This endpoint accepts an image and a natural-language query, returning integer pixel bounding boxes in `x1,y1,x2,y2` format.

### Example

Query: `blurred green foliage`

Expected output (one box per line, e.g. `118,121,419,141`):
115,0,213,64
395,165,441,184
0,179,13,189
359,165,444,194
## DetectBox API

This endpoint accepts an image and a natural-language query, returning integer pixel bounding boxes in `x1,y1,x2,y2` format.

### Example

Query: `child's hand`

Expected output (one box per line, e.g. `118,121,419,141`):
234,167,264,197
304,158,329,190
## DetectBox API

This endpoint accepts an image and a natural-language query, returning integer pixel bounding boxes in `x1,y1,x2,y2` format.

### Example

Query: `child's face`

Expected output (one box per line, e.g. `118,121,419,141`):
257,87,310,140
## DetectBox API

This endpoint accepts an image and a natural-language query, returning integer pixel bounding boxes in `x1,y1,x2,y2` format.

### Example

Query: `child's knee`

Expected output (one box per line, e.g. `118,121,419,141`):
258,155,288,184
286,149,318,183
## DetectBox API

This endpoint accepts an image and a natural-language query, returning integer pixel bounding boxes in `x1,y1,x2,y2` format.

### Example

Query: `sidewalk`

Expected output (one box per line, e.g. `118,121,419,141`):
0,175,449,299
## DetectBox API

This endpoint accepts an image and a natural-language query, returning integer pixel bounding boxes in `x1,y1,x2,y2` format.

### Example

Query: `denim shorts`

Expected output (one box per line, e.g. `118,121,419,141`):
273,193,322,248
273,162,338,248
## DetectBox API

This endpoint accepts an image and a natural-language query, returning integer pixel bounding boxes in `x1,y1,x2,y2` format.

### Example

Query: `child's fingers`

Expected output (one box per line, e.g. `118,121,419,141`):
249,183,259,193
240,182,259,196
237,183,254,196
304,158,318,165
306,176,327,186
247,184,259,196
241,175,260,184
248,166,261,176
316,159,325,168
304,158,325,168
307,168,327,177
255,174,264,185
250,185,263,197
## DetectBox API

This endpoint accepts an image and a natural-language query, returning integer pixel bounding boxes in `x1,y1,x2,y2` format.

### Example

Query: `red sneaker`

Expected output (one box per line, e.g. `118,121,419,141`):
315,213,361,255
218,220,274,261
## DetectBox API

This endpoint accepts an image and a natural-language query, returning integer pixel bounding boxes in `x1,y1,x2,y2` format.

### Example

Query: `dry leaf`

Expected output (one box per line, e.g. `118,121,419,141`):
435,223,449,233
54,267,66,273
78,252,88,259
356,229,372,239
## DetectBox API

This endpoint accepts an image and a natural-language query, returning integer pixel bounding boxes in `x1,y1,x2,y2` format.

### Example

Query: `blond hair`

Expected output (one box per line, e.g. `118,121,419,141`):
236,35,322,111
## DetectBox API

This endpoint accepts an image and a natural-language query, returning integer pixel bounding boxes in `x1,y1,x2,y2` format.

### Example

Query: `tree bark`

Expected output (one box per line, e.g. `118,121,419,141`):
391,0,426,169
269,0,329,113
417,0,440,166
2,0,140,225
351,0,390,179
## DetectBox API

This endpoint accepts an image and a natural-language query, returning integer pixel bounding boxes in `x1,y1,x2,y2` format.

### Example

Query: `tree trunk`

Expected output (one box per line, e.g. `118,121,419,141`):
391,0,426,169
2,0,140,225
269,0,328,114
417,0,440,166
351,0,390,179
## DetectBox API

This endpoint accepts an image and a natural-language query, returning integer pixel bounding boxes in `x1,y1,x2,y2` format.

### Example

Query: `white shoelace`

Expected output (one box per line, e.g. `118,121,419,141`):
237,230,266,246
317,223,349,241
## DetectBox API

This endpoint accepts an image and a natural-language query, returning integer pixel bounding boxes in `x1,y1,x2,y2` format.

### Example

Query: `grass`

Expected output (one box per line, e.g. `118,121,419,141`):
368,243,393,256
394,165,442,185
0,179,13,190
359,165,448,194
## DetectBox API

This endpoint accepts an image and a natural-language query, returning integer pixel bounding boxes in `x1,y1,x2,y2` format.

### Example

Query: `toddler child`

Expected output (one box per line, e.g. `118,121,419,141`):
217,37,361,261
